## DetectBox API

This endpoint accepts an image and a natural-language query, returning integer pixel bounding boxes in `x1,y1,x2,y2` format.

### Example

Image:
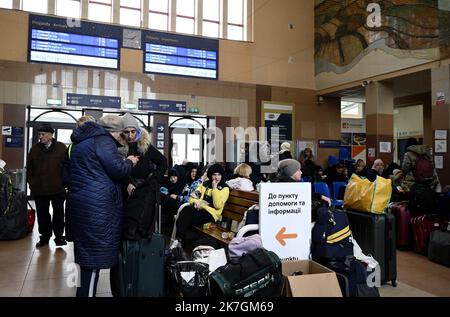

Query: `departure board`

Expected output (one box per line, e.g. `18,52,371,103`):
143,31,218,79
28,14,121,70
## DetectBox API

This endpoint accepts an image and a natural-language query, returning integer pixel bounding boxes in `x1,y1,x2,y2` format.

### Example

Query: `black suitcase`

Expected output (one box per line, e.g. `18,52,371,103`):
428,230,450,267
345,209,397,286
111,191,165,297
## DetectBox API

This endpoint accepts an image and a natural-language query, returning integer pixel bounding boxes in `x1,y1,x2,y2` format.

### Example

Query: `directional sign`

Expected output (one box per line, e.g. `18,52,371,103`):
259,182,311,261
156,123,166,149
66,93,121,109
138,99,186,113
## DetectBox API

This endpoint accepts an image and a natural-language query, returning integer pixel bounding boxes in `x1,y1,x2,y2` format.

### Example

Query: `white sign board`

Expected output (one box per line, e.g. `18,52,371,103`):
259,182,311,261
1,126,12,136
341,118,366,133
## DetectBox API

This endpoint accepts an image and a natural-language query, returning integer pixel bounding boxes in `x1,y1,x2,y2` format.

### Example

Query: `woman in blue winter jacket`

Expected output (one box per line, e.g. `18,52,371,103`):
67,115,138,297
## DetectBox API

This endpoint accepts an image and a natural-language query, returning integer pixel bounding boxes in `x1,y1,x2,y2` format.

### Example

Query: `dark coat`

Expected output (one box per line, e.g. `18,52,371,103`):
366,168,380,182
67,122,132,269
27,139,67,196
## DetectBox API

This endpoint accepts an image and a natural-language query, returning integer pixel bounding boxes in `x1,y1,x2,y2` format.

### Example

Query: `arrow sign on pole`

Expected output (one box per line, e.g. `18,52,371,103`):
275,227,298,246
158,126,164,132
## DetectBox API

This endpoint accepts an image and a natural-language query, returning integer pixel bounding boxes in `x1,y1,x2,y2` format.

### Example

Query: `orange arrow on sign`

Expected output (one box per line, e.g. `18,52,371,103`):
276,227,298,246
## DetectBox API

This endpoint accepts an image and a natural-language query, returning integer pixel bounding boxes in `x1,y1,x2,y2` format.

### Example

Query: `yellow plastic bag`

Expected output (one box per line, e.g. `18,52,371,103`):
343,174,392,214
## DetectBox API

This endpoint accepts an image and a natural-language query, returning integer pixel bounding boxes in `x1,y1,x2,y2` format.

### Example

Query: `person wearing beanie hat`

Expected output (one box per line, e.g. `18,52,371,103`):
27,122,67,249
65,118,139,297
97,115,125,143
279,142,293,161
277,159,301,181
117,113,167,241
170,163,230,249
275,159,331,212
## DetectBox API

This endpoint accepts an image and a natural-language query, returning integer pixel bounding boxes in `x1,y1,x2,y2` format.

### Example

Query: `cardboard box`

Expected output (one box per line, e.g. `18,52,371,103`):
282,260,342,297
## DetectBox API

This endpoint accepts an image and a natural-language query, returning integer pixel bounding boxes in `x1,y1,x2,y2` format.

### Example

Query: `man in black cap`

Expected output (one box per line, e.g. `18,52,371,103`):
27,123,68,248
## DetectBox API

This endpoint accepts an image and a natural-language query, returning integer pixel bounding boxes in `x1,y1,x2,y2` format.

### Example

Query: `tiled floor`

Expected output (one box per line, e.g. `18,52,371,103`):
0,220,449,297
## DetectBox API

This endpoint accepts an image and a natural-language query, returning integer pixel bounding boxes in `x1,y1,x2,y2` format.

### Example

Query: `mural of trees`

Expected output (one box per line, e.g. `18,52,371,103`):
314,0,450,74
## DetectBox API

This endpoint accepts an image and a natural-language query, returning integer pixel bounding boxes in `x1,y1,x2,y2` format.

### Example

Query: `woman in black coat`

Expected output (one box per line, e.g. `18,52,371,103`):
68,116,138,297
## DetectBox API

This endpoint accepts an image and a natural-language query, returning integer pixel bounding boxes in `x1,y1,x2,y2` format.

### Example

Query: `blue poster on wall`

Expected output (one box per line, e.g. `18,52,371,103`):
4,136,24,148
12,127,24,136
264,113,292,141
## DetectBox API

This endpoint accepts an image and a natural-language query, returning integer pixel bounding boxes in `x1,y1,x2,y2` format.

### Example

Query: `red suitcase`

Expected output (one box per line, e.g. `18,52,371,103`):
411,215,444,254
389,202,412,249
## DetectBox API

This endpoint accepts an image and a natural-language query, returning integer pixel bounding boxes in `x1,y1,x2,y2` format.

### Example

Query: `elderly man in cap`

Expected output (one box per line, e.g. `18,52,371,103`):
67,114,139,297
27,123,67,248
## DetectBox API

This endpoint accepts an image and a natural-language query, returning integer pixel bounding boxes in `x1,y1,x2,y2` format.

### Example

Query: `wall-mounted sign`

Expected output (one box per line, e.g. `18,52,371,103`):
318,140,341,148
12,127,24,136
138,99,186,113
155,123,166,149
1,126,12,136
341,118,366,133
436,92,446,106
379,142,391,153
262,102,295,142
4,136,24,148
435,130,448,140
66,93,121,109
435,140,447,153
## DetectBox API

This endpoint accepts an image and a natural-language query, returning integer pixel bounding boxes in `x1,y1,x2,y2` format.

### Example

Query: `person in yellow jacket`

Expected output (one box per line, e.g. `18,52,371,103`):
170,163,229,249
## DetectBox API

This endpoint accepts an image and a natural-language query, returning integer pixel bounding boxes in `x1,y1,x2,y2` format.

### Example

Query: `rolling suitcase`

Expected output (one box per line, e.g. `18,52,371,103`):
410,215,445,254
112,190,165,297
388,202,412,249
427,230,450,267
345,209,397,286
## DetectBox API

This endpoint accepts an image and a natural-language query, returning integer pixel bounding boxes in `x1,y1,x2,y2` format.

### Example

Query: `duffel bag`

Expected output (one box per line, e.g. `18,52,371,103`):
209,248,285,297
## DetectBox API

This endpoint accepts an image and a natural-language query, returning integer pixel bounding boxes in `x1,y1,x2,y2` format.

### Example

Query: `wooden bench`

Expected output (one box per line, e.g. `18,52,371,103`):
194,189,259,245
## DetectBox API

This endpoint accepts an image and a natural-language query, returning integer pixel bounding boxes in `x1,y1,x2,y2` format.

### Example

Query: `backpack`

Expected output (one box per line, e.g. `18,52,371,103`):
311,206,354,261
413,154,434,184
322,256,380,297
209,248,285,297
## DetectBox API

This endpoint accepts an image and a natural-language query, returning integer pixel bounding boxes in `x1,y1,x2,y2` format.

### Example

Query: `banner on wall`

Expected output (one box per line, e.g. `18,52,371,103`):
341,119,366,161
262,102,294,142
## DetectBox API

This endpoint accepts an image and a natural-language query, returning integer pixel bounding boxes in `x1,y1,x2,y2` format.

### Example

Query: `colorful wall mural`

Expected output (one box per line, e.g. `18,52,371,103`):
315,0,450,76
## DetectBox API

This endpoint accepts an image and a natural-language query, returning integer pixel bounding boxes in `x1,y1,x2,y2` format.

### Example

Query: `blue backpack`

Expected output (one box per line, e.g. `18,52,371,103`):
311,206,353,260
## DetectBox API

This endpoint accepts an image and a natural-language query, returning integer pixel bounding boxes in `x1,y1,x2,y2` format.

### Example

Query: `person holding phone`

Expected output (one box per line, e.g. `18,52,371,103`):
119,113,167,240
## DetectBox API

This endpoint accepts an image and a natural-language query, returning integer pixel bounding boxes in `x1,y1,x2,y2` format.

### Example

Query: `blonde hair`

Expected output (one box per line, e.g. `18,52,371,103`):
234,163,252,179
77,115,95,127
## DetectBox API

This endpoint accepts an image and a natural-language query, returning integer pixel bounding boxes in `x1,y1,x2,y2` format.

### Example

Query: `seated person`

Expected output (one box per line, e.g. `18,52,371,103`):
226,163,255,192
355,159,367,178
173,164,201,203
326,163,348,186
161,168,186,219
170,164,230,249
275,159,331,214
366,159,385,182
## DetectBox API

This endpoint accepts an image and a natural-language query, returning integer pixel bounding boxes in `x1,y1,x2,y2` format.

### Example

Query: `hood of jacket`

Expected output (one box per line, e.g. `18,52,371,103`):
119,127,151,156
71,121,110,144
407,145,431,156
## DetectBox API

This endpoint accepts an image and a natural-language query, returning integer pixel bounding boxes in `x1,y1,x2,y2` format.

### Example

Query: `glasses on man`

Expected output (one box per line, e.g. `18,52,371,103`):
123,129,137,135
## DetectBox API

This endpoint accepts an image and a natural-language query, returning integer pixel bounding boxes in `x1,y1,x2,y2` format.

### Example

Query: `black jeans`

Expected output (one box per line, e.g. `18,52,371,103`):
175,205,215,241
76,268,100,297
34,193,66,240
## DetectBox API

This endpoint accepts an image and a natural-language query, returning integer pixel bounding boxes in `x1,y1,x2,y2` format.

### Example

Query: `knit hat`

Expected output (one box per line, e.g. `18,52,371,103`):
207,163,225,180
122,113,139,130
168,168,180,178
97,115,124,132
37,124,55,134
277,159,301,178
280,142,291,154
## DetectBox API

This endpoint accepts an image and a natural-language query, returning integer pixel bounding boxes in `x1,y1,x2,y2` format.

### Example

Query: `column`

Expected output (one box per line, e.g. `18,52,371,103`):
431,66,450,187
365,81,394,165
